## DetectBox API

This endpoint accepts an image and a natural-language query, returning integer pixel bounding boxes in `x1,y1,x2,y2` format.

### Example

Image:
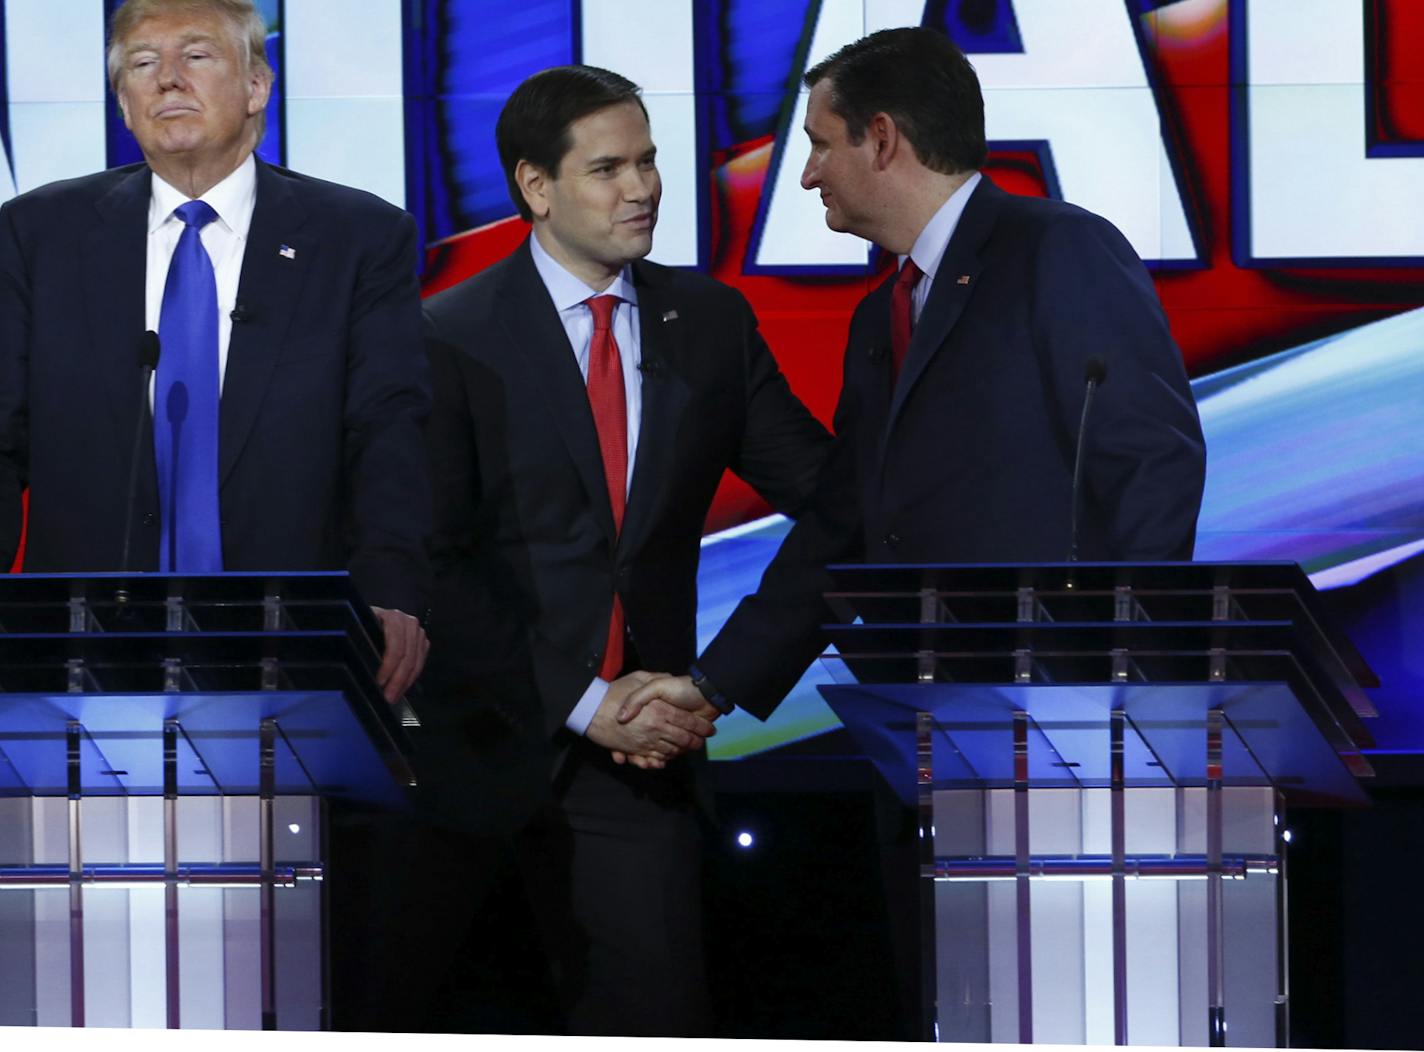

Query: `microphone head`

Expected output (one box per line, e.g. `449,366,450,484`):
1084,355,1108,385
140,330,161,370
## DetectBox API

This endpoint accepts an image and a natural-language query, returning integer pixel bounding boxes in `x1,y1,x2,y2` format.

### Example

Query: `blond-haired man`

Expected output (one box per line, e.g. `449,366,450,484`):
0,0,431,696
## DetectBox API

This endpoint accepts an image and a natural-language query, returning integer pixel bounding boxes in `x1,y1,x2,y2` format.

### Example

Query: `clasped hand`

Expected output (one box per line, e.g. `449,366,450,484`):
585,671,721,770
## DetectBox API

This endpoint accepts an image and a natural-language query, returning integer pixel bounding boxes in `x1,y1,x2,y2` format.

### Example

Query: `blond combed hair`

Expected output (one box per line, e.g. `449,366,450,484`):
107,0,274,139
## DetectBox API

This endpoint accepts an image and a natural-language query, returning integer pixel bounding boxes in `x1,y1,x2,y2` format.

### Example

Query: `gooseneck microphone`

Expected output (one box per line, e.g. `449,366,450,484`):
117,331,162,602
1068,355,1109,562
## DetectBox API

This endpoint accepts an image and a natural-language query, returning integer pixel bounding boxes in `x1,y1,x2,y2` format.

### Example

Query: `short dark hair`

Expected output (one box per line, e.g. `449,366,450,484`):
804,27,987,175
496,65,648,222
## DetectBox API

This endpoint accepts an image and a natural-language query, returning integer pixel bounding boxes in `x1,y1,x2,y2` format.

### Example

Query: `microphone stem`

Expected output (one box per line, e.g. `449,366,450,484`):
119,365,154,576
1068,379,1098,563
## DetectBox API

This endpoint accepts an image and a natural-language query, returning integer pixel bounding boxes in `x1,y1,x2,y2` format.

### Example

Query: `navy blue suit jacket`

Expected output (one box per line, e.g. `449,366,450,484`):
416,239,830,831
700,178,1207,717
423,239,831,736
0,159,431,614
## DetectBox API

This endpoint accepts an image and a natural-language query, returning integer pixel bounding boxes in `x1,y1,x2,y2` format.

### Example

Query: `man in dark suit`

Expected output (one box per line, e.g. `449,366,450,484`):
617,27,1206,1039
624,25,1206,727
418,65,830,1035
0,0,430,695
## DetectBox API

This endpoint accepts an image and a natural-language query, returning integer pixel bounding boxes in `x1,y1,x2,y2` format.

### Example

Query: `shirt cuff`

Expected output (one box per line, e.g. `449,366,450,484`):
565,676,610,736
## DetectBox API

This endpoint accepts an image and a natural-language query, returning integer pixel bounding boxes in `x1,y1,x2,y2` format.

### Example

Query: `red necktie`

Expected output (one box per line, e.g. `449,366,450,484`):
586,295,628,680
890,257,923,381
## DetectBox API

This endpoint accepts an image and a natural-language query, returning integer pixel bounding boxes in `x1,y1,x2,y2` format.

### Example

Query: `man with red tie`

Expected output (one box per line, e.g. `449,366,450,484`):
417,65,830,1035
625,26,1206,744
614,29,1206,1038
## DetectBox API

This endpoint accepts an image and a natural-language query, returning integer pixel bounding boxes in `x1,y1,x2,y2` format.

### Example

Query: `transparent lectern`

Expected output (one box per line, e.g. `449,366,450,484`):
818,562,1376,1047
0,572,414,1030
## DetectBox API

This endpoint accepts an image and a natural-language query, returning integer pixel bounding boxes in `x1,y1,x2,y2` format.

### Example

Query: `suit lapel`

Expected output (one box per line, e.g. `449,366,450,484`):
499,242,619,544
885,177,1000,431
619,263,690,553
218,160,313,485
84,167,151,453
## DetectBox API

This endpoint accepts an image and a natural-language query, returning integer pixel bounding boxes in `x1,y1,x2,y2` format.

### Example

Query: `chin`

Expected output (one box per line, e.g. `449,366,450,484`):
623,233,654,260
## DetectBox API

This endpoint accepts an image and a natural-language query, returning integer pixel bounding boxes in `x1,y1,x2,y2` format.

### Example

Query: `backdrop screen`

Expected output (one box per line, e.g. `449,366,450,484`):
4,0,1420,757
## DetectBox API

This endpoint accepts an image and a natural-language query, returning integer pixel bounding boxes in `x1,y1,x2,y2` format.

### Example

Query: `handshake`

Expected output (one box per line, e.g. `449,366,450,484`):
586,671,721,770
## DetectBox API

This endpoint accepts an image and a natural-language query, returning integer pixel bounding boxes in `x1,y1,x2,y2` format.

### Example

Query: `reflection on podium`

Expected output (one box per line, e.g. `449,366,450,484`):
818,562,1376,1047
0,572,413,1030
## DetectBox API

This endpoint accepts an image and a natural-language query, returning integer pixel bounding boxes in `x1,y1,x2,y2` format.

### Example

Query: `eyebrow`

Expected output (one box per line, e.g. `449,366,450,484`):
125,31,223,56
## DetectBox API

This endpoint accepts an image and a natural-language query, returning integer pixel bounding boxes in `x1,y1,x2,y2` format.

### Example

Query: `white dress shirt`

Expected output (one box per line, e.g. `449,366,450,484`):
145,153,257,395
900,170,982,324
528,229,644,736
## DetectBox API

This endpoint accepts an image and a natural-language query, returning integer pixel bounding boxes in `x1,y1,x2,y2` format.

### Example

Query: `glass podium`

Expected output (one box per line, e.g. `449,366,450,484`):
817,562,1376,1047
0,572,414,1030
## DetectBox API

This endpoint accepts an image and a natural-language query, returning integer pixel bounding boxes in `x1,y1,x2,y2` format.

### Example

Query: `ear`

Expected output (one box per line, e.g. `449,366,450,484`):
867,111,900,171
515,159,552,220
247,69,273,118
117,86,134,130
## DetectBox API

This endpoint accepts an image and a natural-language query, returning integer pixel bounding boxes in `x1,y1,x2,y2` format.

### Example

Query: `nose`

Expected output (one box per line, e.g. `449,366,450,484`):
800,153,819,191
622,164,655,202
156,53,186,91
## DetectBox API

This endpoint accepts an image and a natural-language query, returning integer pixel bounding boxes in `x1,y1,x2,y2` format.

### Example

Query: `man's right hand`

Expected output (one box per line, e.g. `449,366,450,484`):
616,674,719,725
586,671,717,769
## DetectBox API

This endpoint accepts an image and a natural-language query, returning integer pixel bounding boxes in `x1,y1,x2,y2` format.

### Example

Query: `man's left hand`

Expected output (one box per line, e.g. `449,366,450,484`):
371,606,430,703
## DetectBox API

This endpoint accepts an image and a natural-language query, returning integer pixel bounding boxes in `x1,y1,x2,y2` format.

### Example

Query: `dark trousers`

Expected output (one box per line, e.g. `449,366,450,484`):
329,806,542,1034
331,740,709,1037
519,737,710,1037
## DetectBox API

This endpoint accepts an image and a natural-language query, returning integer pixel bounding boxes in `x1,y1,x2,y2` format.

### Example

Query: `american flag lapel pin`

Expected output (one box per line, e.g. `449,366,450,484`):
957,274,971,285
279,244,297,260
662,310,678,322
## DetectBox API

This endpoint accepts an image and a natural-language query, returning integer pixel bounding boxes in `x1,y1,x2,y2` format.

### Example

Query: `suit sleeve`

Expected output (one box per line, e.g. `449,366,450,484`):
0,201,30,568
417,315,549,827
423,316,591,735
726,292,832,515
342,208,433,615
1030,212,1205,559
699,307,871,720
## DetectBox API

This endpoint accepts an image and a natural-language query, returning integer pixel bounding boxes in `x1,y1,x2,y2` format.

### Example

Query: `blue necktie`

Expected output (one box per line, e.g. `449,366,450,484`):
155,200,223,572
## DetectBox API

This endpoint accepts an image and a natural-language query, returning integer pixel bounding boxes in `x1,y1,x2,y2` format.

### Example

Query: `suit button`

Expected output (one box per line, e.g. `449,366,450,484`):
885,532,901,549
143,513,156,526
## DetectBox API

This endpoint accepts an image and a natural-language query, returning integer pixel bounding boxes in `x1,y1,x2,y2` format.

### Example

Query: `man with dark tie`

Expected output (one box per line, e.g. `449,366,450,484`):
615,27,1206,1038
624,24,1206,753
415,65,831,1035
0,0,431,698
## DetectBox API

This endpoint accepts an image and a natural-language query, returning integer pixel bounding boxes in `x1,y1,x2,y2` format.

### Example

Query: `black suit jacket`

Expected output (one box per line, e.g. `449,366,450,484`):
0,159,431,613
419,239,830,820
700,178,1208,717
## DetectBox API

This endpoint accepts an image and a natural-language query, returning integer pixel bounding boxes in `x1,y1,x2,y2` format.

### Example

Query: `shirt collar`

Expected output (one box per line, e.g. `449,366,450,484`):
147,153,258,237
899,170,983,281
529,227,638,313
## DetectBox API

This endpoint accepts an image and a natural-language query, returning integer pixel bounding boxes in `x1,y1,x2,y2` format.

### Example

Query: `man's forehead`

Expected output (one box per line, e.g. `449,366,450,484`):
124,15,231,52
566,102,652,148
807,85,855,139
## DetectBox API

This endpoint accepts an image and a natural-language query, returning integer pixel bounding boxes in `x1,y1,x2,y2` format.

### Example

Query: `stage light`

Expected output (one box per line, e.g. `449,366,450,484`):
736,831,754,849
